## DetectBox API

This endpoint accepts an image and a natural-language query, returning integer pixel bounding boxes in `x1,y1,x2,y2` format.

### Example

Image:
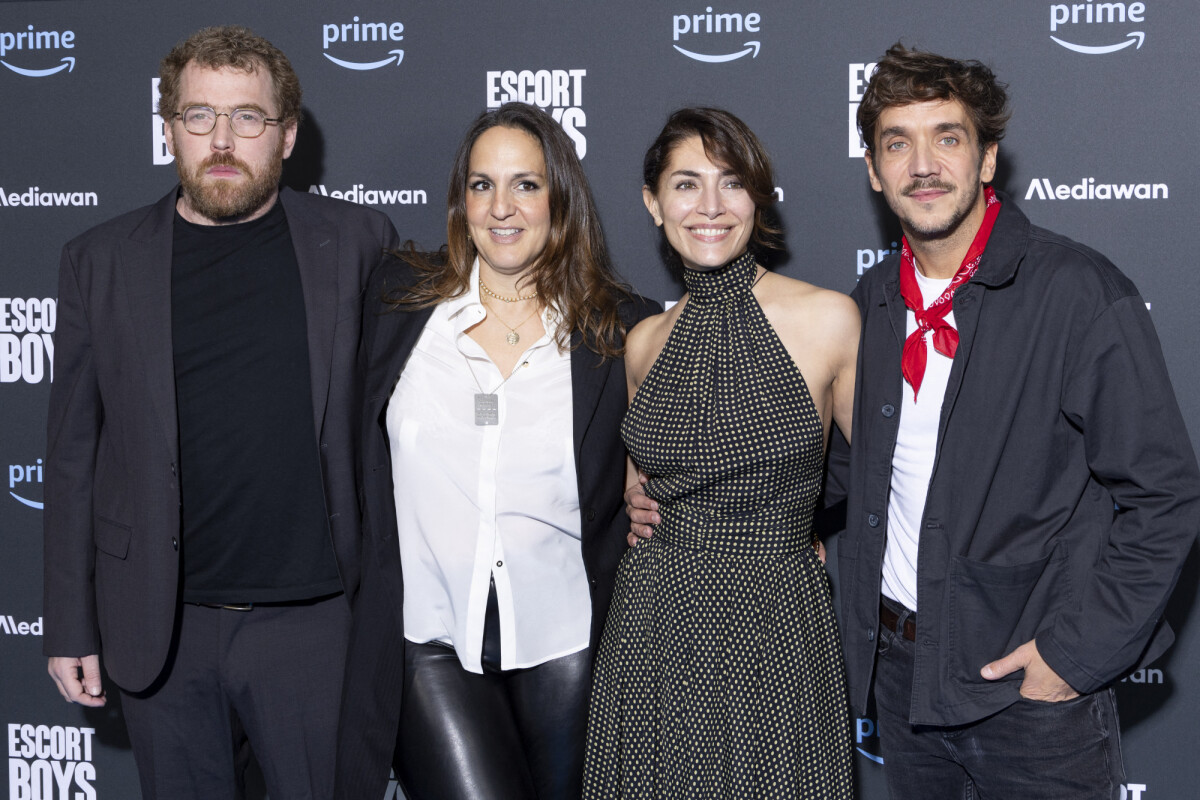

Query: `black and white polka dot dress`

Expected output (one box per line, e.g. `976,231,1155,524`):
583,252,853,799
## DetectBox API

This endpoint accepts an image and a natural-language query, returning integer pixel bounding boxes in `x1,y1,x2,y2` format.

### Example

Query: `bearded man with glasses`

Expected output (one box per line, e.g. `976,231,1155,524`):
43,25,399,799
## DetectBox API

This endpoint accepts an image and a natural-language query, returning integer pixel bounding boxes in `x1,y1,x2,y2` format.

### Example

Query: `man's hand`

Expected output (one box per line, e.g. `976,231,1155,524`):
981,639,1079,702
48,655,107,707
625,476,660,547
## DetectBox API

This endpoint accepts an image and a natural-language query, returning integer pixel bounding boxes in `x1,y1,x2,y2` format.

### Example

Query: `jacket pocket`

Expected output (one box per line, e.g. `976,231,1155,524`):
94,515,132,559
947,544,1071,685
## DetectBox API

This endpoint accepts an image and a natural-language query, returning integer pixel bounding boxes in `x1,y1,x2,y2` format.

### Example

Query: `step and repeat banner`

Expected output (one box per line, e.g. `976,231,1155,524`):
2,1,1196,798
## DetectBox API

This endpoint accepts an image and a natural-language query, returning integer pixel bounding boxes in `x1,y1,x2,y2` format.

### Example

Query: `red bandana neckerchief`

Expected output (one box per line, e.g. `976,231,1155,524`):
899,185,1001,401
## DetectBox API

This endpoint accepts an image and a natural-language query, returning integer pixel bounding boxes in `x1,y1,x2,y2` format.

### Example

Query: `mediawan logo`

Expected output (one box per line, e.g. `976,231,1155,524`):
0,615,42,635
0,187,97,208
1050,1,1146,54
9,457,43,510
1,298,55,384
848,61,877,158
8,724,96,800
0,25,76,77
322,16,405,71
1024,176,1167,201
672,6,762,63
308,183,427,206
487,70,587,159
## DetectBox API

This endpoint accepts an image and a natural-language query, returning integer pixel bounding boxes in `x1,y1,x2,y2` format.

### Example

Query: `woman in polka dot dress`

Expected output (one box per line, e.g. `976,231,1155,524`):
583,108,859,798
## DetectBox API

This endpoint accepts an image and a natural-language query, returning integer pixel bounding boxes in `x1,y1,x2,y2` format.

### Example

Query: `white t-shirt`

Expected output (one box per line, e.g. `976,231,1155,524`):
881,269,956,613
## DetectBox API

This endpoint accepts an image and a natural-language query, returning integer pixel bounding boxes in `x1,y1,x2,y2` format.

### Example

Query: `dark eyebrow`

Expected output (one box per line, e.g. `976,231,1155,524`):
669,169,702,178
934,122,970,136
467,170,545,182
879,121,970,140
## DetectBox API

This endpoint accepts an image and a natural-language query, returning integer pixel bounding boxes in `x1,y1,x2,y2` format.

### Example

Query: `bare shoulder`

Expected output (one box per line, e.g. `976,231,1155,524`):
755,272,859,334
625,298,687,387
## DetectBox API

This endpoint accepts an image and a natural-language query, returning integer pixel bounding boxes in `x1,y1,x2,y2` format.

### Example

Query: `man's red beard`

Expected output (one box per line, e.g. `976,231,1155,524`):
177,144,284,222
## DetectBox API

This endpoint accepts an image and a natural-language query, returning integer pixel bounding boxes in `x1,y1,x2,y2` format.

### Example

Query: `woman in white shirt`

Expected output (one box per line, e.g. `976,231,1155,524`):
336,102,657,800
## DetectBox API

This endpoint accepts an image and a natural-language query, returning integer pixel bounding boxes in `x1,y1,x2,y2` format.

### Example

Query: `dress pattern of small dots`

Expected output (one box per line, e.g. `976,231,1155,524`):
583,252,853,799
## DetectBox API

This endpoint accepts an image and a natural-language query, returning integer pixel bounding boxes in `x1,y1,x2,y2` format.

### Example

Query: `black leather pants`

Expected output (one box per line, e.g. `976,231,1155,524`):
394,581,590,800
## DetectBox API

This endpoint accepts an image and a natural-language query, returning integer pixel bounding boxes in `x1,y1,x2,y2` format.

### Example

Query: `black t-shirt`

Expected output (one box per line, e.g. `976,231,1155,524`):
171,200,341,603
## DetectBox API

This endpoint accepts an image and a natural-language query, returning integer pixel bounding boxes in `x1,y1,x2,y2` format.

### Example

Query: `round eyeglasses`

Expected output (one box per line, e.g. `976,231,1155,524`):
174,106,281,138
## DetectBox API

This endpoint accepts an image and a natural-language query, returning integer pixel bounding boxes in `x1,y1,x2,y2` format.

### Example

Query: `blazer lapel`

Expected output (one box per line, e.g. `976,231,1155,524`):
368,303,435,405
570,331,612,467
121,189,181,463
281,189,340,437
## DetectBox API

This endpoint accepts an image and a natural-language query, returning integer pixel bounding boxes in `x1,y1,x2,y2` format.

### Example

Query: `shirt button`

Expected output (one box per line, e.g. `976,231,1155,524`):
867,514,880,527
496,560,503,568
867,628,876,642
881,403,895,418
171,537,179,551
586,508,596,521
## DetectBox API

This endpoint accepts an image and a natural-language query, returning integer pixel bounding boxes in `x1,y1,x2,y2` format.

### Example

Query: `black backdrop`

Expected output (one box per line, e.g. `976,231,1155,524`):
2,2,1195,798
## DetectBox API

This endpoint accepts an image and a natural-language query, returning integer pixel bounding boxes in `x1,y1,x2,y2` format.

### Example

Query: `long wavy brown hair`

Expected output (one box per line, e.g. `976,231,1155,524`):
390,102,631,359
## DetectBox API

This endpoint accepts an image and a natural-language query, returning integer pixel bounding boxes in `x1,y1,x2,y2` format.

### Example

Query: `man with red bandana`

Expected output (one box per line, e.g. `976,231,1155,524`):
838,44,1198,799
43,25,398,799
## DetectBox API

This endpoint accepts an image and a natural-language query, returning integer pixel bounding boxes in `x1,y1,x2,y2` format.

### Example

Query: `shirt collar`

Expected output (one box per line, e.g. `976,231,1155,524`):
438,257,564,342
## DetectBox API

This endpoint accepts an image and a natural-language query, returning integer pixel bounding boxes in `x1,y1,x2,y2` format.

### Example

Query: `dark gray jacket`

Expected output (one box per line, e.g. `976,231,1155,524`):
43,187,399,692
835,192,1200,726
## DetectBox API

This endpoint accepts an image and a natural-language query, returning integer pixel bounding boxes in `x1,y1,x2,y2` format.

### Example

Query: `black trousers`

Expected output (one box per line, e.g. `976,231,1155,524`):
120,595,350,800
395,582,590,800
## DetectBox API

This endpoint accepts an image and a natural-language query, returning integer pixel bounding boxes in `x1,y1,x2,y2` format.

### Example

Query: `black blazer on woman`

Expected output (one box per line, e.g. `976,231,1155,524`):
335,255,658,798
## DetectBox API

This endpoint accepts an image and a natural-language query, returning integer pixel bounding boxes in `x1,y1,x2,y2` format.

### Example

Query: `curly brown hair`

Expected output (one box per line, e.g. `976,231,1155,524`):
158,26,302,126
391,103,632,359
642,107,781,258
858,43,1009,160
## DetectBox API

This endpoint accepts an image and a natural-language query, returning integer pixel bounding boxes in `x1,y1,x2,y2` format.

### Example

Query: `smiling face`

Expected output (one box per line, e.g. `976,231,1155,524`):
865,98,997,247
163,62,297,225
464,126,552,280
643,135,756,272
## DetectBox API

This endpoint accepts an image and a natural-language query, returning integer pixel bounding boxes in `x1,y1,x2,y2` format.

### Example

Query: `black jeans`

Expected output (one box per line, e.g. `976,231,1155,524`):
394,640,590,800
874,601,1125,800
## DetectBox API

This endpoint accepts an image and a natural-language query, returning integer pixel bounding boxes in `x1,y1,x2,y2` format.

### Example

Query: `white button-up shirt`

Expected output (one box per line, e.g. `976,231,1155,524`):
387,262,589,673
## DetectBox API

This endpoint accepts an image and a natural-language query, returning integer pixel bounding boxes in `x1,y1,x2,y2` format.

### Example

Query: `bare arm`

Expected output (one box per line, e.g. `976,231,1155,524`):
830,300,860,445
621,314,668,546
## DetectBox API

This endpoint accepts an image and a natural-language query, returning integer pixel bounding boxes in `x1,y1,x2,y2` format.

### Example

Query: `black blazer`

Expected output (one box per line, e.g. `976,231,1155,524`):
335,255,658,799
43,187,399,692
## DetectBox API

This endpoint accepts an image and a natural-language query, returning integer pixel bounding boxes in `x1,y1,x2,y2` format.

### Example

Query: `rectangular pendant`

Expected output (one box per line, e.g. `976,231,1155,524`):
474,393,499,426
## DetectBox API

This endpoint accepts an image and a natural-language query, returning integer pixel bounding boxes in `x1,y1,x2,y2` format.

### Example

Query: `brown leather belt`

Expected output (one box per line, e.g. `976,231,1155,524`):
879,599,916,642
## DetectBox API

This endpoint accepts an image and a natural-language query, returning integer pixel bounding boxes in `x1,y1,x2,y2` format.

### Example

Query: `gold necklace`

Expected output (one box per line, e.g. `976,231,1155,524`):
480,279,538,303
483,296,541,346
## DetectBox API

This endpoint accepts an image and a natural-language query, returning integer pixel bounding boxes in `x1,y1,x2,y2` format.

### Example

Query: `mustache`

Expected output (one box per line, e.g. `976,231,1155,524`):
199,152,253,177
902,179,954,196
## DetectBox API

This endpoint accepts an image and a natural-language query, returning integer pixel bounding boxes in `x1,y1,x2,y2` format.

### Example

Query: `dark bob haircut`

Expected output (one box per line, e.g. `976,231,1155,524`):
643,107,781,257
